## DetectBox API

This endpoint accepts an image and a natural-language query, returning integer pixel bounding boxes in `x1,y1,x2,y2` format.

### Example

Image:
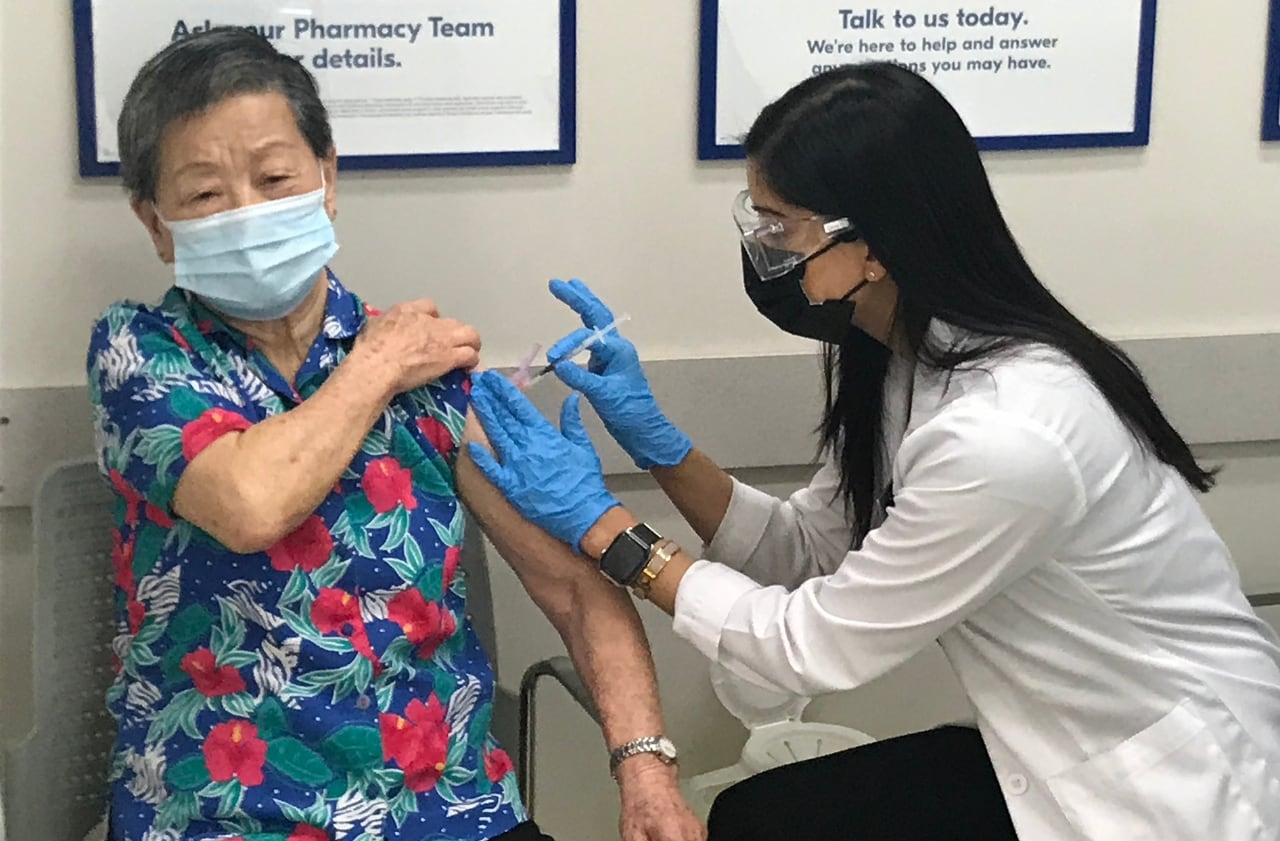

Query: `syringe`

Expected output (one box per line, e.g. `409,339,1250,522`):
528,313,632,384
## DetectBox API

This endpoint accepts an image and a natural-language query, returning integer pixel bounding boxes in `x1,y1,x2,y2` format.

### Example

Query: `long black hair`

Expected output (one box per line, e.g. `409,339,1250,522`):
744,62,1216,546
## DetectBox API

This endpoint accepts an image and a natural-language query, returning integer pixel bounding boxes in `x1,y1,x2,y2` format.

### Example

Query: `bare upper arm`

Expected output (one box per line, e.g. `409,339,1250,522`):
170,430,260,546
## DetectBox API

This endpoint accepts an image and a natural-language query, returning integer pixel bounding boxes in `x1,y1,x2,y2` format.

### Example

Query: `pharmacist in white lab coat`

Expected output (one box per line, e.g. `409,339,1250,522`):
463,63,1280,841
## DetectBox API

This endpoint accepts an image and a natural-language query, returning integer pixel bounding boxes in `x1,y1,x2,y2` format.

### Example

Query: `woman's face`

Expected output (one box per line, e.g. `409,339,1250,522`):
133,91,338,263
746,163,898,342
745,163,881,301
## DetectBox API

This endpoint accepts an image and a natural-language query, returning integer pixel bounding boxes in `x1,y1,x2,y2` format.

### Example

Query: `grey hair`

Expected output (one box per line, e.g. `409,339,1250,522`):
117,27,333,202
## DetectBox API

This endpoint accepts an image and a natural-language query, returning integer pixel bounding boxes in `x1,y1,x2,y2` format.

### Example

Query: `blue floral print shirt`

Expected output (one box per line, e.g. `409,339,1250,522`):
87,273,525,841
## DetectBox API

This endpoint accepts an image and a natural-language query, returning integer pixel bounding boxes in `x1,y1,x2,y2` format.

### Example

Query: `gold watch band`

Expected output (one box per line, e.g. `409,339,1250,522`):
633,539,678,600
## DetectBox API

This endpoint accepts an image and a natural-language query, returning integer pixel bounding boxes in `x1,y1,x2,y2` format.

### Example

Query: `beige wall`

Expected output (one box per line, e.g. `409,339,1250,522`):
3,0,1280,838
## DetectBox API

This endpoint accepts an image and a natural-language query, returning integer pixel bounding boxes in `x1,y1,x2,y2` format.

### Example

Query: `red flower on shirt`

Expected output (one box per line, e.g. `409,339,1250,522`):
363,303,383,317
484,747,514,783
144,502,175,529
203,720,267,787
127,598,146,635
169,325,192,351
288,825,329,841
380,694,450,792
112,529,136,597
442,546,461,591
181,408,252,461
311,588,378,666
417,417,455,458
109,469,143,526
109,469,142,505
461,376,473,397
361,457,417,514
181,647,247,697
267,515,334,573
387,589,457,660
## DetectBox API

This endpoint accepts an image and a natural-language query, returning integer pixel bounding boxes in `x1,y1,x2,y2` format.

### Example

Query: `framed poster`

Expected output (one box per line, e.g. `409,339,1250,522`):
72,0,577,175
698,0,1158,159
1265,0,1280,141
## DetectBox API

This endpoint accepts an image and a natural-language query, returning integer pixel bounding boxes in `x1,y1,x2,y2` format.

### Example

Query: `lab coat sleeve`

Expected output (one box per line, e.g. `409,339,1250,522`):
674,405,1088,696
703,459,855,588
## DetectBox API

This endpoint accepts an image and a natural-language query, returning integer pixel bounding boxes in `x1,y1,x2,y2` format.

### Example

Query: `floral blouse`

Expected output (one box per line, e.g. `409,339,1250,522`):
87,273,526,841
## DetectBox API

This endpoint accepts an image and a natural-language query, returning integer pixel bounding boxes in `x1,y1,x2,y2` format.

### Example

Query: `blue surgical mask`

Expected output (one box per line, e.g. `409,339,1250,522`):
160,181,339,321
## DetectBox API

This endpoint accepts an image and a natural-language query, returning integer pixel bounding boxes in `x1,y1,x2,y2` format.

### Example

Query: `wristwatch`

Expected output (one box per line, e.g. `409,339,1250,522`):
599,523,662,588
609,736,679,778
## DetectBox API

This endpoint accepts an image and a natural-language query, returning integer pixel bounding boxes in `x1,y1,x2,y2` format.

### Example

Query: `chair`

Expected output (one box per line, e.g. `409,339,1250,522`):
2,459,117,841
0,458,595,837
680,663,877,822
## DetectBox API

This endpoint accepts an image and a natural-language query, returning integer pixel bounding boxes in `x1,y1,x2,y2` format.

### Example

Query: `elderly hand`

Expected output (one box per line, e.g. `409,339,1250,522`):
354,298,482,394
465,370,620,551
547,280,693,470
618,761,707,841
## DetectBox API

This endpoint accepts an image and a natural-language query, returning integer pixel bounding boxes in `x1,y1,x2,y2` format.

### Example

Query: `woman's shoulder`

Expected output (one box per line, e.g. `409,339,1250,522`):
90,289,191,341
905,358,1090,512
86,290,203,388
913,343,1113,472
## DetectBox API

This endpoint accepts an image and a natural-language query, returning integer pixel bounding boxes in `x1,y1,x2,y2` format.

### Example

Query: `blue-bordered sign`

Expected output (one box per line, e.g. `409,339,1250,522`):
1264,0,1280,141
698,0,1158,159
73,0,576,176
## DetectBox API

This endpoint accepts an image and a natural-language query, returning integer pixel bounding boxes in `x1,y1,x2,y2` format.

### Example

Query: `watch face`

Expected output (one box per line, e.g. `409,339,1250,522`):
601,525,662,587
658,737,678,760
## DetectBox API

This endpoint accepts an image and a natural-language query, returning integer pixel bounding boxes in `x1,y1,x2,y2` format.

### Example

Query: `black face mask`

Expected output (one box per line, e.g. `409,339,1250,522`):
741,245,869,344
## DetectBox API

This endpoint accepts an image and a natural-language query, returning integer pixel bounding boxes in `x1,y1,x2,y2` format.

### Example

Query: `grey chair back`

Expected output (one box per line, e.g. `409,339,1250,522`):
3,459,116,841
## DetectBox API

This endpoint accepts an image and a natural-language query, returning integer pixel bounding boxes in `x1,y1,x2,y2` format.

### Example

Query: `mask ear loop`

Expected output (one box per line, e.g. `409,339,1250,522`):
832,227,872,302
798,235,869,305
838,277,870,303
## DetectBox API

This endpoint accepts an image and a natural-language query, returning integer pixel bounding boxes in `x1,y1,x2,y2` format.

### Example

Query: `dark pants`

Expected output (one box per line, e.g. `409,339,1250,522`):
496,821,557,840
707,725,1020,841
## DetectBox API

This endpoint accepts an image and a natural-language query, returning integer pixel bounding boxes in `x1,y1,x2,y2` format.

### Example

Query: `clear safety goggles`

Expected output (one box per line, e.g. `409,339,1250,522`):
732,189,856,281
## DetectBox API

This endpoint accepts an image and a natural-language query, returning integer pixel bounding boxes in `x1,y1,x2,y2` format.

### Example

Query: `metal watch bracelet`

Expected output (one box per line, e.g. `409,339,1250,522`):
632,538,678,599
608,735,679,778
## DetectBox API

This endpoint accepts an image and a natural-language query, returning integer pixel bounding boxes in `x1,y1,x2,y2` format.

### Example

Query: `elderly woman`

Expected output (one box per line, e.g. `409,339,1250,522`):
88,28,702,841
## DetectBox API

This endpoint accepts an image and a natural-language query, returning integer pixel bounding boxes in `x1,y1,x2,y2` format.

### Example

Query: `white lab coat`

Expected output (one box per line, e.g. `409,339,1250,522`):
672,342,1280,840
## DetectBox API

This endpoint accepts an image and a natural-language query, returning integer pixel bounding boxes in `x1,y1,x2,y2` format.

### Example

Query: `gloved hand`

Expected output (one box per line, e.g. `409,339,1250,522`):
466,369,620,551
547,279,693,470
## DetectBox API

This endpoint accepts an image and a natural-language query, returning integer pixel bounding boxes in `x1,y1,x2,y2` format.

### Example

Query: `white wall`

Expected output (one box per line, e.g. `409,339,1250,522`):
3,0,1280,838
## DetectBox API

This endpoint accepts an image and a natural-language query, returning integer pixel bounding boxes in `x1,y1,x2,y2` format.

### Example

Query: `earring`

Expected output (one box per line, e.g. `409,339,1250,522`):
867,273,877,282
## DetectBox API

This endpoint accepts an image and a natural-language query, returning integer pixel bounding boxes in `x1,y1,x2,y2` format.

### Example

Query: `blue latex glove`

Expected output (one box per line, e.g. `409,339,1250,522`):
547,279,693,470
466,369,620,551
